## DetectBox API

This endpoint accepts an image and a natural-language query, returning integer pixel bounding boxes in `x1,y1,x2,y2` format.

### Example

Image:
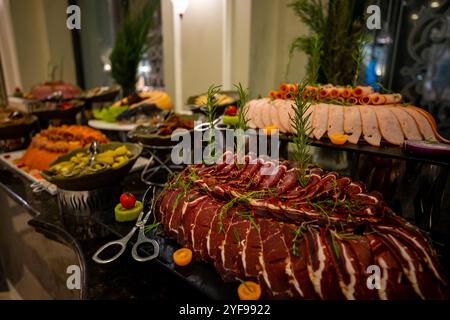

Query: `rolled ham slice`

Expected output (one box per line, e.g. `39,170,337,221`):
312,103,329,140
346,97,358,105
344,106,362,144
319,88,331,100
327,104,344,138
370,94,387,105
403,107,437,141
329,87,339,99
383,94,402,104
340,87,352,98
359,106,382,146
389,107,422,140
352,86,374,97
374,108,404,146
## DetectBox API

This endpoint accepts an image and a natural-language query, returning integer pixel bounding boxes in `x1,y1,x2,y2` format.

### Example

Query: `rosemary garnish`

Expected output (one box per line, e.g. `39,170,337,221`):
236,277,253,292
144,222,160,234
217,190,270,233
232,227,241,246
235,83,250,131
330,231,340,259
290,220,317,256
205,84,222,126
290,83,313,187
239,211,260,231
203,84,222,165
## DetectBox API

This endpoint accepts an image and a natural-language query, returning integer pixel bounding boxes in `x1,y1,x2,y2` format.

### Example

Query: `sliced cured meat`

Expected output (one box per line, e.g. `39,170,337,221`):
327,104,344,138
374,107,404,146
344,106,362,144
359,106,381,146
159,155,447,300
261,102,274,128
269,100,283,130
403,107,437,141
277,100,294,133
389,107,422,140
313,103,329,140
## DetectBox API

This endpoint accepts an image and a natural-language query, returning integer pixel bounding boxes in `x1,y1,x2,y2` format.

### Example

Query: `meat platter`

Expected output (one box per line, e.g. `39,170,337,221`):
245,84,449,147
155,152,448,300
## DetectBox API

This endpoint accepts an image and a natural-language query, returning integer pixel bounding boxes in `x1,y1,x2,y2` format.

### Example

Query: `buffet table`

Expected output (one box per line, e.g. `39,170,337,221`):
0,163,234,300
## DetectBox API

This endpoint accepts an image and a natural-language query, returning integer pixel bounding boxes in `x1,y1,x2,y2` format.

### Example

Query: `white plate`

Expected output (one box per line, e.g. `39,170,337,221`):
88,120,137,131
0,150,150,195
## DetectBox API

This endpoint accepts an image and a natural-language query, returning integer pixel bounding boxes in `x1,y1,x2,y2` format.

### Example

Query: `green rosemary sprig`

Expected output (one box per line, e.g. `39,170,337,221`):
234,83,250,131
239,211,260,231
289,82,313,187
330,231,340,259
144,222,160,234
205,84,222,127
352,32,369,87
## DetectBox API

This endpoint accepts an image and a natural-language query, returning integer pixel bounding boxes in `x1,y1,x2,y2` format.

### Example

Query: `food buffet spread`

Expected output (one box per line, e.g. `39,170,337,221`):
0,81,449,301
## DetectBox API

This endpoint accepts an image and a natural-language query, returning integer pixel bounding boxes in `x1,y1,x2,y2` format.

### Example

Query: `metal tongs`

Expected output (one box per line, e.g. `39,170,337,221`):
92,186,160,264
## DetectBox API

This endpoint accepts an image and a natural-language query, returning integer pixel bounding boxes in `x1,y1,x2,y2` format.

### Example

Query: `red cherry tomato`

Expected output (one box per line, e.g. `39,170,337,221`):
225,106,237,116
120,193,136,209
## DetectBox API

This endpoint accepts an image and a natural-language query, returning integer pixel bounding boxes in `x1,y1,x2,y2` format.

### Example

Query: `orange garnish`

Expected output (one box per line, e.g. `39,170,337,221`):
173,248,192,266
238,281,261,300
263,125,278,136
279,83,289,93
329,133,348,145
268,90,278,99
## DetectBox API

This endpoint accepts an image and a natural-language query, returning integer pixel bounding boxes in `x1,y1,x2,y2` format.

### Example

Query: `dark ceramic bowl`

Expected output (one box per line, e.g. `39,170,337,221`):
41,142,143,191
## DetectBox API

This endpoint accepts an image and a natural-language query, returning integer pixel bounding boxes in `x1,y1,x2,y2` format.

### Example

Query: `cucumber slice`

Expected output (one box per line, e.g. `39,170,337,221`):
114,201,143,222
223,115,239,127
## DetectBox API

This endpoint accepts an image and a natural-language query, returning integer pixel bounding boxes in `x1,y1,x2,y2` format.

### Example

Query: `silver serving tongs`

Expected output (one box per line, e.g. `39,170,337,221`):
92,186,160,264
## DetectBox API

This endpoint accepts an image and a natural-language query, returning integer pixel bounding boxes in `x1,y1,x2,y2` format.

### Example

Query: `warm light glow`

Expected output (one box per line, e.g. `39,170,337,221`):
139,65,151,73
430,1,440,8
171,0,189,16
411,13,419,20
103,63,111,72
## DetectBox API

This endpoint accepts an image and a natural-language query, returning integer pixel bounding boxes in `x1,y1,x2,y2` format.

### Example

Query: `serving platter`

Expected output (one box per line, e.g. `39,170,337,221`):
0,150,150,195
88,119,138,132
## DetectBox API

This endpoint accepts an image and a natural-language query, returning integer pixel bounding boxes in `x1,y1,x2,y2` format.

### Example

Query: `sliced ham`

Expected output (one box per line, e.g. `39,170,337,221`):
261,102,274,128
403,107,437,141
374,107,404,146
275,100,290,133
327,104,344,138
344,106,362,144
269,100,283,131
313,104,329,140
252,99,268,130
359,106,381,146
389,107,422,140
245,101,257,129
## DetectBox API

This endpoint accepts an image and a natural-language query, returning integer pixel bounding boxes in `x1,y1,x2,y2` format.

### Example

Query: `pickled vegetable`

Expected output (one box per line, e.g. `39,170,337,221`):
49,146,132,178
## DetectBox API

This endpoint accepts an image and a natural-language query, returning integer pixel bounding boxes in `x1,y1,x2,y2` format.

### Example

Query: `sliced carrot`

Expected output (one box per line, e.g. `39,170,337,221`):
330,133,348,145
238,281,261,300
173,248,192,266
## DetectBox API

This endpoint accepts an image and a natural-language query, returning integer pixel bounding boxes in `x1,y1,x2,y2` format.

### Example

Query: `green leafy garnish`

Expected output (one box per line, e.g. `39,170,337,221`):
144,222,160,234
290,83,313,187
